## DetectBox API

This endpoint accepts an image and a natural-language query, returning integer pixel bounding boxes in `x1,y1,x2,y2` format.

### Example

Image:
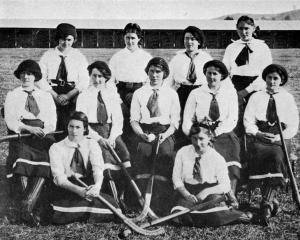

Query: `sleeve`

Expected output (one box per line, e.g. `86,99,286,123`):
172,149,185,189
182,91,197,136
37,52,52,92
243,93,259,135
215,90,238,136
282,94,299,139
43,92,57,134
130,91,142,122
108,54,118,84
74,52,89,92
4,91,25,133
170,91,181,129
49,143,68,186
109,95,124,140
89,139,105,192
76,92,87,114
222,45,232,74
163,57,176,88
245,44,272,93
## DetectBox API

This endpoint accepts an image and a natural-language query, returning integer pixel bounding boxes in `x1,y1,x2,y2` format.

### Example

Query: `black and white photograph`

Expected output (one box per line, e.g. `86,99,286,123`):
0,0,299,239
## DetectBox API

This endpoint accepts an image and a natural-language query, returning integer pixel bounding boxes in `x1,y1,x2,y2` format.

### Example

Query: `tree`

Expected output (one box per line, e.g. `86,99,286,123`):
284,15,291,20
224,16,234,20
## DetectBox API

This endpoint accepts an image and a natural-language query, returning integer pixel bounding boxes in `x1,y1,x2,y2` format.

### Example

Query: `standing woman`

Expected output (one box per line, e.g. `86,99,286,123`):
183,60,240,203
109,23,152,112
130,57,180,215
244,64,298,224
4,60,57,225
223,15,272,136
38,23,89,133
165,26,212,112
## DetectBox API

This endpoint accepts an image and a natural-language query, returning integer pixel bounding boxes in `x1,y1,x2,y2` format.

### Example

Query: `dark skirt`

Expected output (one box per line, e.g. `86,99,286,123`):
117,81,144,108
89,123,131,193
171,183,243,227
177,84,199,115
6,119,55,179
51,186,118,224
134,123,175,179
213,131,241,180
247,137,288,188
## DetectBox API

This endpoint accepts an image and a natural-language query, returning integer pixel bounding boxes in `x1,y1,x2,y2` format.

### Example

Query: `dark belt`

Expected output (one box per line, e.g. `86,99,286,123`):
50,79,75,94
117,81,144,90
140,123,170,135
231,75,258,91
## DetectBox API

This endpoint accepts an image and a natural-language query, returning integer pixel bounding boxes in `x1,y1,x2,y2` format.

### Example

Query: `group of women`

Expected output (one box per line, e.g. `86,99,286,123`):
3,15,299,229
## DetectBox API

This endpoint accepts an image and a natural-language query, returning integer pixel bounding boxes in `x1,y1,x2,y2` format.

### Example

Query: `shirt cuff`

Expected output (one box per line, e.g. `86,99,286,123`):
173,180,184,189
245,85,254,93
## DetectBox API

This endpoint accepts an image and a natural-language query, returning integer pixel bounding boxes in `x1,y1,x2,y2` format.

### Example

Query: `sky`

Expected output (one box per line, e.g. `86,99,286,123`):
0,0,299,20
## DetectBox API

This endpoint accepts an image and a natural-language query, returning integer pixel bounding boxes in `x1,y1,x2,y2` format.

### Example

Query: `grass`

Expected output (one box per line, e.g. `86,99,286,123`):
0,48,300,239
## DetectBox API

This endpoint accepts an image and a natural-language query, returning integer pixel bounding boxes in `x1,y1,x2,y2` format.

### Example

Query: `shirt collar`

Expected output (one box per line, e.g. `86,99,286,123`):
54,46,73,57
64,136,87,148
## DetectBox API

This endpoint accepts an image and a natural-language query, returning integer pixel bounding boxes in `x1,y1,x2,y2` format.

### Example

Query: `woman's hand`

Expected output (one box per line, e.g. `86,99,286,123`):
140,133,156,143
22,125,45,138
107,137,116,148
185,194,198,204
97,137,110,148
158,133,168,143
85,185,100,198
256,131,279,143
57,94,70,106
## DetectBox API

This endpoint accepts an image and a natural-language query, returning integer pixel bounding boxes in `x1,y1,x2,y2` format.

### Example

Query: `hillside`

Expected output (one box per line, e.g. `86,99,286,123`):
215,8,300,20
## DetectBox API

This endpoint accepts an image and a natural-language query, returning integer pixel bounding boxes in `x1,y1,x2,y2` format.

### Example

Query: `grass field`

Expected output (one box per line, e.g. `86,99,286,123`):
0,48,299,240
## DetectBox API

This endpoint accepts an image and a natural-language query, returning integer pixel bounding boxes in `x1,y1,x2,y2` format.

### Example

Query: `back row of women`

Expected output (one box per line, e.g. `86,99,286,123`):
4,15,299,228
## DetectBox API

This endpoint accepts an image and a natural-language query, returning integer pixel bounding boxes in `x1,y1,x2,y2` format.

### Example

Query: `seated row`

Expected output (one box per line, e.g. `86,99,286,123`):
3,56,298,226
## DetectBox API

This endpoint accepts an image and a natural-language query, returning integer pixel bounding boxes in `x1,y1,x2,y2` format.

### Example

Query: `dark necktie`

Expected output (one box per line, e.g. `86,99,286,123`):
209,93,220,122
185,52,198,84
266,94,277,125
193,157,202,182
97,91,108,125
56,56,68,82
147,89,161,117
70,145,86,176
235,44,253,67
24,90,40,117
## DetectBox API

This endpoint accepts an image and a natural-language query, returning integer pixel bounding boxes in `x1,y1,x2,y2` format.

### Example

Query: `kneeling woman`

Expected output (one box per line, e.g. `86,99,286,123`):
244,64,299,224
49,111,119,224
172,123,250,227
130,57,180,215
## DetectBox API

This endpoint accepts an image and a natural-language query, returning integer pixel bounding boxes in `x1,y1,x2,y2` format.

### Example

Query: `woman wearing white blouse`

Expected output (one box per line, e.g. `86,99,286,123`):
171,123,251,227
49,111,119,224
244,64,299,225
183,60,240,201
223,16,272,137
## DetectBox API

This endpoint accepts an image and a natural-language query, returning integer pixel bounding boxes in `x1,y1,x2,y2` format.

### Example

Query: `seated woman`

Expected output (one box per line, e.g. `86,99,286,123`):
183,60,240,204
4,60,57,225
130,57,180,215
244,64,299,225
76,61,131,206
49,111,119,224
171,123,252,227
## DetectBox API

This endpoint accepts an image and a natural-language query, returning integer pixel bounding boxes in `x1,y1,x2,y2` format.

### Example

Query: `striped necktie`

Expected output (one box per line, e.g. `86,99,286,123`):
147,89,161,117
193,157,202,182
70,145,86,177
209,93,220,122
185,52,198,84
56,55,68,82
235,44,253,66
24,90,40,117
266,93,277,125
97,90,108,124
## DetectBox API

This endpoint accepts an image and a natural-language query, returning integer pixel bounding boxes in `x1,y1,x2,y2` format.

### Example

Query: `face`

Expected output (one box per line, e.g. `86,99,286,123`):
58,35,75,51
68,119,85,142
20,71,35,88
90,68,106,87
236,21,255,42
148,65,164,87
124,32,140,51
191,131,210,155
205,66,222,90
184,32,200,53
265,72,282,93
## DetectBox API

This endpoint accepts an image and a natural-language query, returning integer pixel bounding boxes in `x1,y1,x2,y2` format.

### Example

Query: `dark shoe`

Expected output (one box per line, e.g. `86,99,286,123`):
21,210,40,227
260,205,271,226
239,211,253,223
271,199,279,217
